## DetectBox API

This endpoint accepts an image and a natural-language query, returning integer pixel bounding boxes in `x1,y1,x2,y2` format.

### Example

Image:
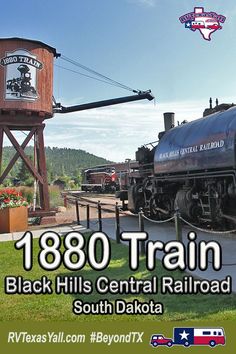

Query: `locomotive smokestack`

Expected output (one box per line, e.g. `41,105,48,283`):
209,97,212,109
164,112,175,131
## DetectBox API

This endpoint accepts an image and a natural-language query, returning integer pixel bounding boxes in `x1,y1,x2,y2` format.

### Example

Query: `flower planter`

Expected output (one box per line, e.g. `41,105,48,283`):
0,206,28,233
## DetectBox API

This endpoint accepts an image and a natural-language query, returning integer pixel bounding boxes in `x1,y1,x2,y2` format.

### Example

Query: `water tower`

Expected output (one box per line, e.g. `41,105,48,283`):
0,37,59,219
0,37,153,221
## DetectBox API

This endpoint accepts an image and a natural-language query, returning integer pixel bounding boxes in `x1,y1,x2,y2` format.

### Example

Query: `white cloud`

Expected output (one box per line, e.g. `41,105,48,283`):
44,98,207,161
5,97,233,162
128,0,157,7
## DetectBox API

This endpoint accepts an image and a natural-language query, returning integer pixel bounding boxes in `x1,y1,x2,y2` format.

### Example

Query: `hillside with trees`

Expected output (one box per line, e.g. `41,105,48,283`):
1,146,111,186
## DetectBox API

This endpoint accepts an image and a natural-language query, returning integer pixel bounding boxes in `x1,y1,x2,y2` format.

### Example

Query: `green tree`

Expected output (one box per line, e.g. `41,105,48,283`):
17,156,34,187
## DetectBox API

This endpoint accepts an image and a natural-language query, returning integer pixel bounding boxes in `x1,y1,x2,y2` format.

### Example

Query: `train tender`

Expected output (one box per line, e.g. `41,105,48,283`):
126,101,236,227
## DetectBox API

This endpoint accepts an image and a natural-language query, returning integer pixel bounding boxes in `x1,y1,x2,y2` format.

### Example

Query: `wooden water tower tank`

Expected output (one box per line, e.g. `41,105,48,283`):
0,38,59,219
0,37,58,119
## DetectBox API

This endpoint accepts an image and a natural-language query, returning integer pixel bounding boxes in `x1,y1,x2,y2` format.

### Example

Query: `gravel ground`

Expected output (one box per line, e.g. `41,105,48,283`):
56,196,120,226
55,205,77,224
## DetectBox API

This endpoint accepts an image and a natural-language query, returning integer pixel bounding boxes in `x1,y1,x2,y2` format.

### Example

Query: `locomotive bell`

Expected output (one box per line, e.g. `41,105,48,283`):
164,112,175,131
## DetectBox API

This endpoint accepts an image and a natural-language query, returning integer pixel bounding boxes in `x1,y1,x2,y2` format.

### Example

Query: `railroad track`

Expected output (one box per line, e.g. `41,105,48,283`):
65,192,129,215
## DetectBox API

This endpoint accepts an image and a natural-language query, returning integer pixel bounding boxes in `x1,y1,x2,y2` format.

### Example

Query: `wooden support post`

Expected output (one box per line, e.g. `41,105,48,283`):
0,127,37,184
98,201,102,232
86,204,90,229
3,126,43,184
0,118,51,217
36,125,50,211
139,208,145,255
115,202,120,243
0,127,3,177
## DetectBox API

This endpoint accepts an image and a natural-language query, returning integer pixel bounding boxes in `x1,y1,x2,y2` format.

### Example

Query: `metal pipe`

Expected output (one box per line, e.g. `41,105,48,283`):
221,213,236,223
54,91,154,114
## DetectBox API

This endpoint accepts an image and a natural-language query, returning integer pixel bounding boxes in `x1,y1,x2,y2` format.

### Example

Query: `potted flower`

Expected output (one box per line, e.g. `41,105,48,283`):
0,188,28,233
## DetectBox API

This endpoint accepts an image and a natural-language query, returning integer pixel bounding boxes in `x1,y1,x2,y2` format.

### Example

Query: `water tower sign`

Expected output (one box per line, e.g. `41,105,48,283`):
1,49,43,101
0,37,59,219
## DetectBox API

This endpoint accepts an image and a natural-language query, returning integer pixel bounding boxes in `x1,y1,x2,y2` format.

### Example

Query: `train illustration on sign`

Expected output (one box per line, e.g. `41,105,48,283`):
150,327,226,348
6,64,37,99
0,48,43,101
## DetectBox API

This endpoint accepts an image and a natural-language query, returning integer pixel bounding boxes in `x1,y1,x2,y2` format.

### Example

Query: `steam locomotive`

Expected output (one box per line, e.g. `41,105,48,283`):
125,101,236,228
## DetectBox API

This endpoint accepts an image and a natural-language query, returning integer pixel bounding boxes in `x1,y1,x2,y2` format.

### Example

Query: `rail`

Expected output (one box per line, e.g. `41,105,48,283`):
65,193,129,215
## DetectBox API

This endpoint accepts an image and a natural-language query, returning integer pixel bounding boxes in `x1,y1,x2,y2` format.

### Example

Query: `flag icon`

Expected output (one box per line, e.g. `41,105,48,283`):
174,328,194,346
185,20,192,29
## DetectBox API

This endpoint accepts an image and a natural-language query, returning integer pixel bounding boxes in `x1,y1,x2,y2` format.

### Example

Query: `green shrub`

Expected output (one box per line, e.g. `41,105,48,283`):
49,186,64,208
16,187,35,204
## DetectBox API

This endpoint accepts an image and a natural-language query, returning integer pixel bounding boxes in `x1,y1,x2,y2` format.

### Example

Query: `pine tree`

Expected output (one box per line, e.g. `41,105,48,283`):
17,156,34,187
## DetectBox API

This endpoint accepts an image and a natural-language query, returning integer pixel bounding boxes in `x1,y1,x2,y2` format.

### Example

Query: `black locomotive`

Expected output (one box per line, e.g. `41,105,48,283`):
126,101,236,228
6,64,37,98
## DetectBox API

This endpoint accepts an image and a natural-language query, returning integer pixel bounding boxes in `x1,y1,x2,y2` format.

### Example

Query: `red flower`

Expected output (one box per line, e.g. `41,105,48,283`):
0,188,28,209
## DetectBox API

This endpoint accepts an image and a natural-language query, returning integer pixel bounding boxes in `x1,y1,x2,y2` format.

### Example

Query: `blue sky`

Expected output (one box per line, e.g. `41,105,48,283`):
1,0,236,161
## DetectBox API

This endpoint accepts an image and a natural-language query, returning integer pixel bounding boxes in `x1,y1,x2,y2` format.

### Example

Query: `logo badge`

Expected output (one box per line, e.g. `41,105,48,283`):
150,327,226,348
0,49,43,101
179,7,226,41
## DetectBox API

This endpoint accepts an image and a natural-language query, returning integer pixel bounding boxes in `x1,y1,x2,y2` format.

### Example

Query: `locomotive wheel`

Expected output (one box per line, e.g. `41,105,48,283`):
149,195,172,220
149,196,161,219
189,204,202,221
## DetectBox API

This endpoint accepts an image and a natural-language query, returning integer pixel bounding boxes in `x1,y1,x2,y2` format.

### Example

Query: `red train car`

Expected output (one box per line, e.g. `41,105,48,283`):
81,161,139,193
81,166,119,192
